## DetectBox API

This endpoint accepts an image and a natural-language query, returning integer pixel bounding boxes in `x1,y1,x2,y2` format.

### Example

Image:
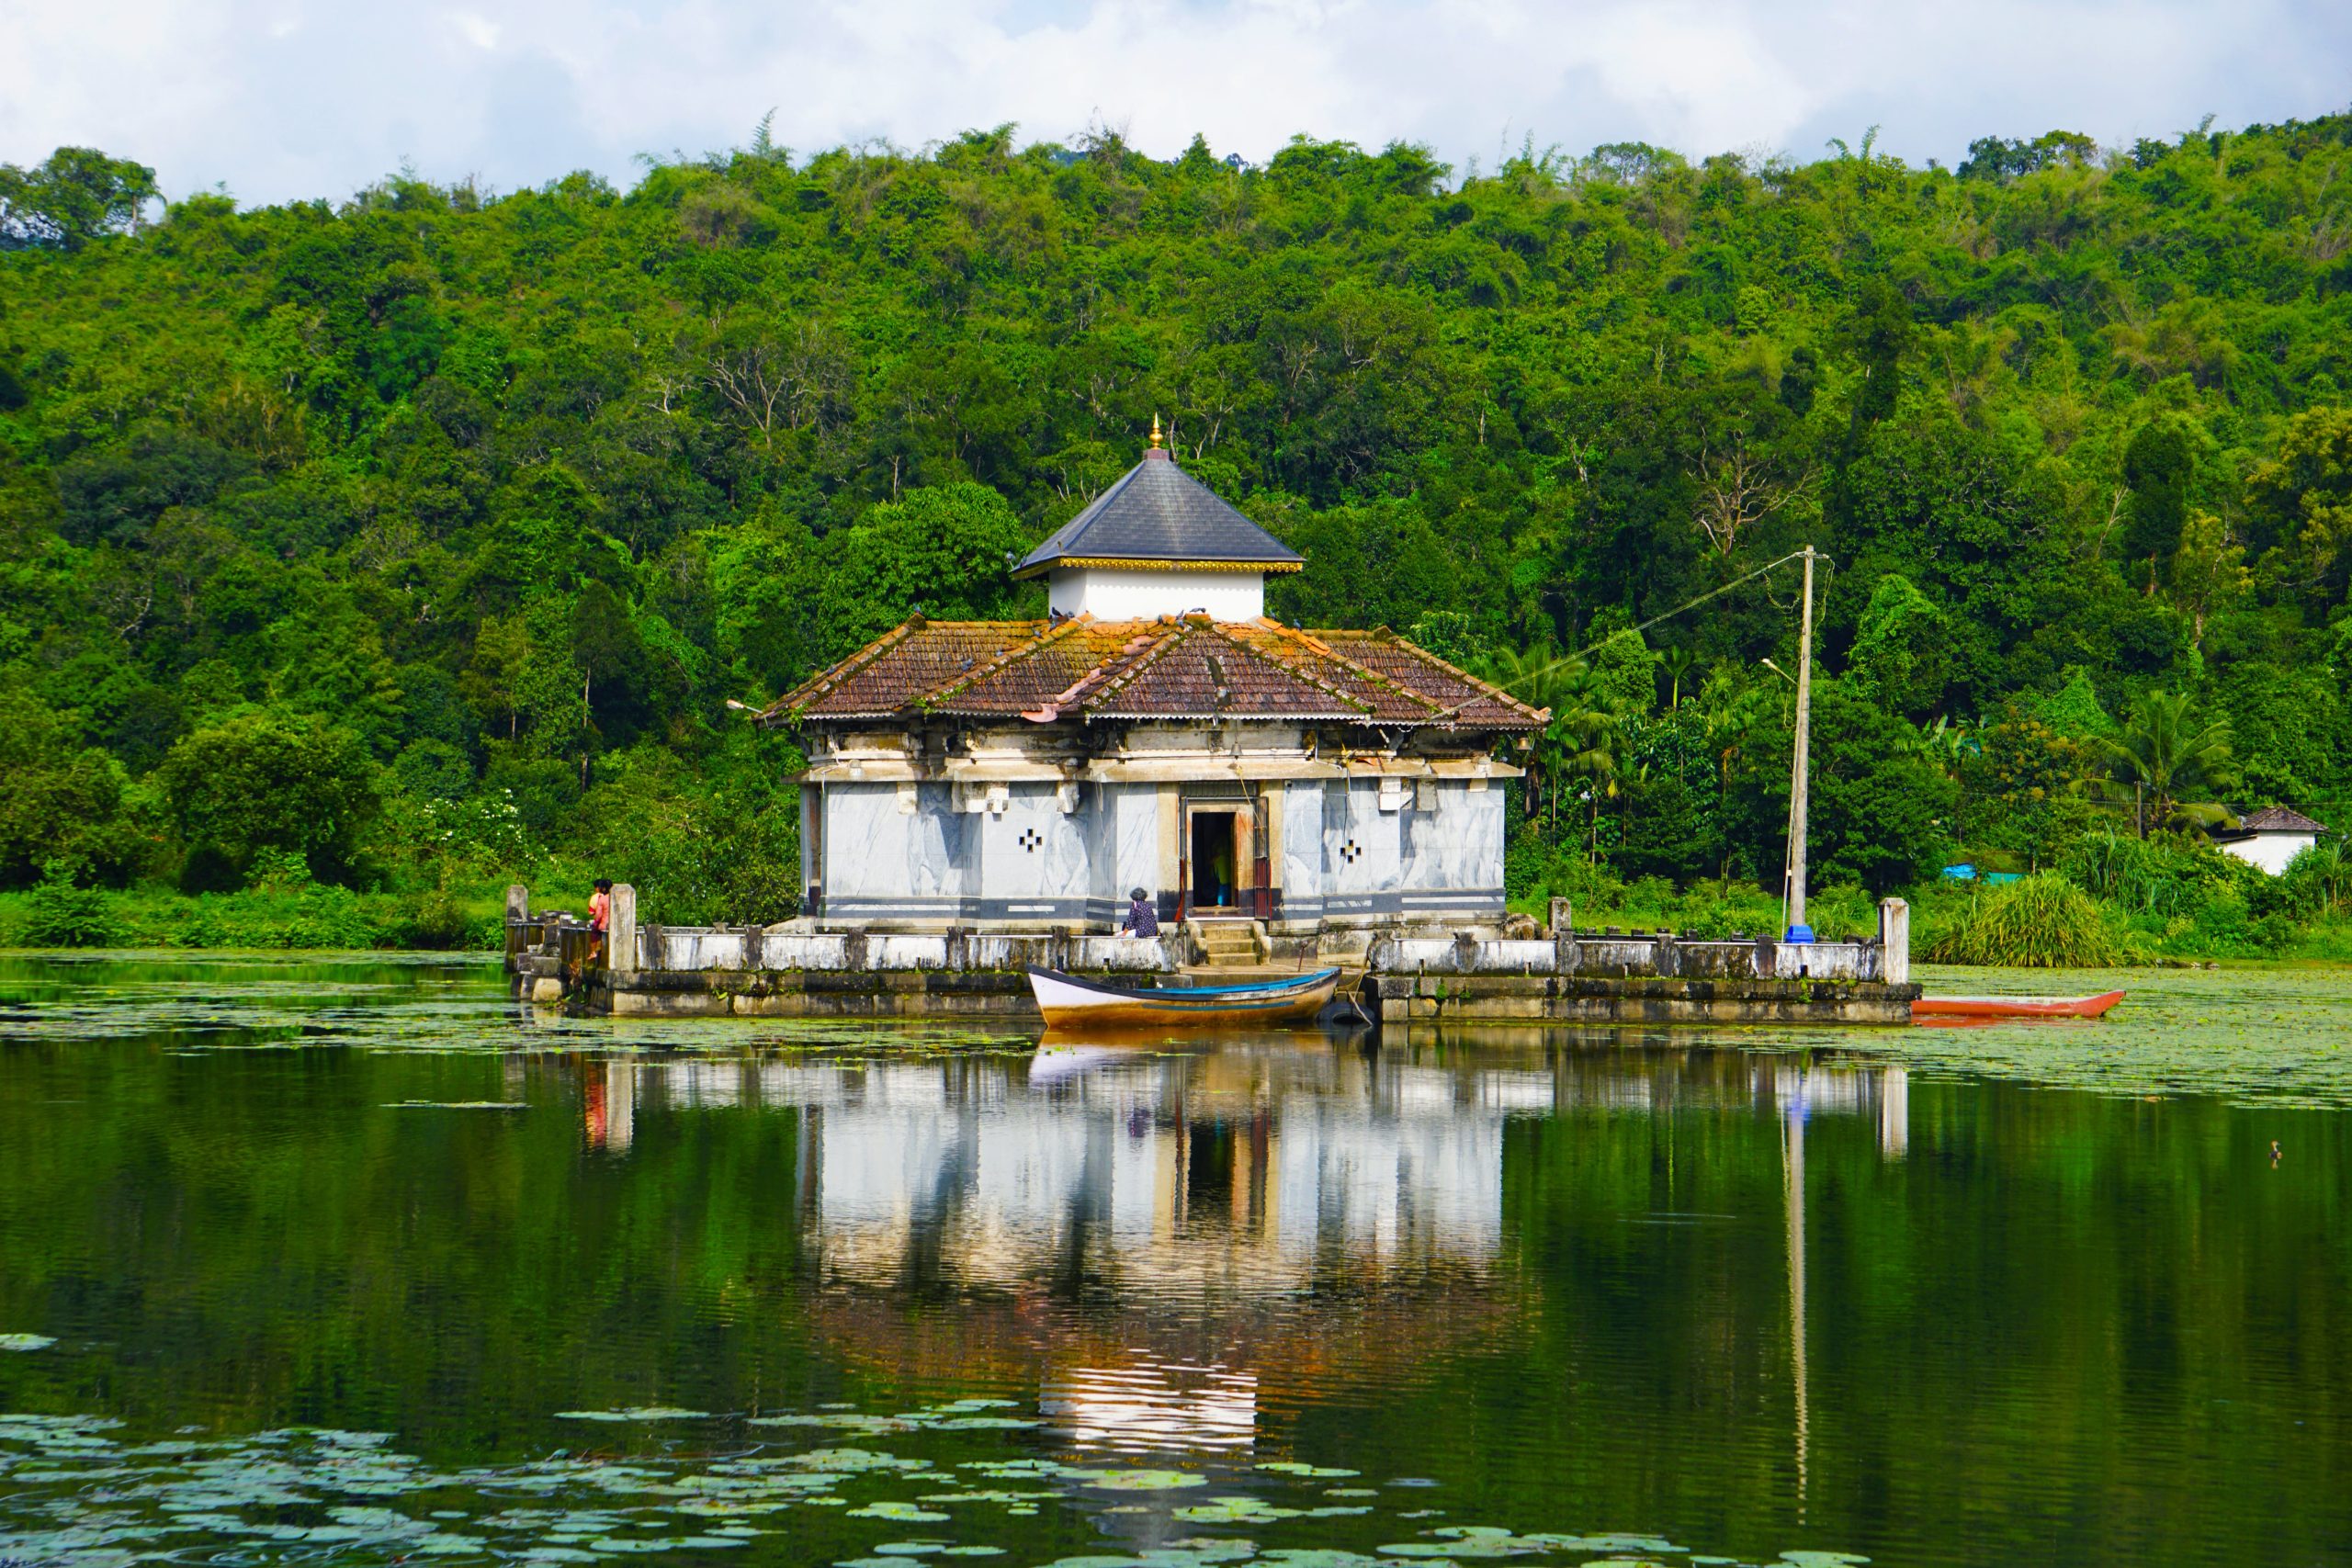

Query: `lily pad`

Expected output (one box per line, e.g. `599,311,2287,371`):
1070,1468,1208,1491
552,1407,710,1422
847,1501,951,1522
0,1335,57,1351
1175,1495,1301,1523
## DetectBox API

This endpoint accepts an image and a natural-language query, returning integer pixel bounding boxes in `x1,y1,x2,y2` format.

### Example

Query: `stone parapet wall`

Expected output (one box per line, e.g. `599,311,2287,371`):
1366,972,1919,1027
502,886,1917,1027
589,967,1038,1019
635,926,1179,975
1365,932,1888,983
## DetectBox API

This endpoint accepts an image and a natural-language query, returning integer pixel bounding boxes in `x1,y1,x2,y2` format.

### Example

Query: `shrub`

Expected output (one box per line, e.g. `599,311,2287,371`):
2277,837,2351,920
20,863,121,948
1927,873,2121,967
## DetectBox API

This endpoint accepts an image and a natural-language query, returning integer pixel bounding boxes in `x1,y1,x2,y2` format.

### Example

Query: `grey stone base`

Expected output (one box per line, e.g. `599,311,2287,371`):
1363,973,1921,1026
551,967,1042,1020
514,965,1918,1026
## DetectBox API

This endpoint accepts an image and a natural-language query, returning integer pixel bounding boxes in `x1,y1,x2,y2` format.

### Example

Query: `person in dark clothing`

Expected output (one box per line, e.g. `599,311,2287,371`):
1121,888,1159,938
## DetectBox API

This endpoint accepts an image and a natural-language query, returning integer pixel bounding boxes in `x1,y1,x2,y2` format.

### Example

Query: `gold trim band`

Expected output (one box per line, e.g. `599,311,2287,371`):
1015,557,1305,579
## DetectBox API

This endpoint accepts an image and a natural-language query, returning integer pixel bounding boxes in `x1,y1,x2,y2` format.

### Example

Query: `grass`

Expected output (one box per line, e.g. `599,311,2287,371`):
0,879,512,952
1925,874,2124,968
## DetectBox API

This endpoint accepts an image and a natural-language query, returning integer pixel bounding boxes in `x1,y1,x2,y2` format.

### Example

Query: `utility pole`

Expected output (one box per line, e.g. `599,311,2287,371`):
1787,546,1816,942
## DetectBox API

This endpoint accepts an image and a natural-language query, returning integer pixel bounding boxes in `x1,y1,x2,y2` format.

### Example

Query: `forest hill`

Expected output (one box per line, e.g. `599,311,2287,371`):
0,117,2346,959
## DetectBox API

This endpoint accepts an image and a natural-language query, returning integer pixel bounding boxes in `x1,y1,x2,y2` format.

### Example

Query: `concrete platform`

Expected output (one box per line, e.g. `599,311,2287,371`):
1363,970,1919,1027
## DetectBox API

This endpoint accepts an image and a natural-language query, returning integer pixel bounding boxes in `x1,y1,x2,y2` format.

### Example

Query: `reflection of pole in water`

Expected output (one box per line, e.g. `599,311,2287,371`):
582,1060,636,1153
605,1061,635,1154
1878,1066,1907,1159
1782,1086,1808,1517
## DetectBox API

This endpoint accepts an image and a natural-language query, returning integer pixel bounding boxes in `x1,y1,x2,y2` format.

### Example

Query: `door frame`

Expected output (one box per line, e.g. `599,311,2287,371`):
1179,801,1250,920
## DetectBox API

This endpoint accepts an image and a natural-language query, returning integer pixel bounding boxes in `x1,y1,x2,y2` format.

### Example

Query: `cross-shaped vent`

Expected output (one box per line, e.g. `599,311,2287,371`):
1017,827,1044,852
1340,840,1363,863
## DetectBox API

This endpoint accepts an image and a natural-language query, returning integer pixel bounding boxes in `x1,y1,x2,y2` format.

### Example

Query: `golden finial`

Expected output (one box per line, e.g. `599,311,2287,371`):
1148,413,1165,451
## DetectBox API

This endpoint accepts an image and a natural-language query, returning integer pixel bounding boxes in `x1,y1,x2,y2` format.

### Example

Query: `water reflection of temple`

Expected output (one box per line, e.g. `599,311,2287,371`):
568,1038,1912,1451
780,1047,1506,1298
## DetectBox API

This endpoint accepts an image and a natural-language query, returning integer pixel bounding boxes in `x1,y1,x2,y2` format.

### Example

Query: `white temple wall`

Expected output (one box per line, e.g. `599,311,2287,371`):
1047,565,1266,621
1321,778,1402,919
820,784,921,899
968,784,1088,920
1398,780,1507,920
809,761,1503,929
1279,781,1327,909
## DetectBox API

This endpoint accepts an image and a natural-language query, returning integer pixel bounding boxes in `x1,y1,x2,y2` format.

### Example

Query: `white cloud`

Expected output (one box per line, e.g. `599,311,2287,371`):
0,0,2345,205
449,10,503,51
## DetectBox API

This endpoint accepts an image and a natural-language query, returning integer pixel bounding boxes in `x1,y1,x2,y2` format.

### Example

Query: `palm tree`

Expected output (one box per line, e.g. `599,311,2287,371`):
1544,659,1635,857
1657,646,1701,709
1484,644,1630,843
1484,643,1574,819
2094,690,2234,838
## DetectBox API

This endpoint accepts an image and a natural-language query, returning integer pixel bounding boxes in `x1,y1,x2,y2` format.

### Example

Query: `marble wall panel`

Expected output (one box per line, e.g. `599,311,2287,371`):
1083,784,1121,907
1282,782,1327,900
823,785,915,897
1402,783,1505,890
1327,778,1402,897
1113,785,1161,901
969,786,1088,913
909,784,967,901
1462,784,1505,888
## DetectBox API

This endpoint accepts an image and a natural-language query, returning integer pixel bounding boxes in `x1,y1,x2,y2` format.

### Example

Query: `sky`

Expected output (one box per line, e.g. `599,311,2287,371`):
3,0,2349,208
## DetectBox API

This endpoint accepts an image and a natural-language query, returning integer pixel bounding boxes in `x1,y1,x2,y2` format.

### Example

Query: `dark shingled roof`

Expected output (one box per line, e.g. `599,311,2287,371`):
759,615,1545,732
2221,806,2328,835
1013,450,1304,578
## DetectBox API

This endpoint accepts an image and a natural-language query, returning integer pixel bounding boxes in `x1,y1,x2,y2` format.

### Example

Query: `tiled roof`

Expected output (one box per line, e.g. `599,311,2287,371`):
1013,451,1304,577
760,615,1545,732
774,620,1050,719
2225,806,2327,834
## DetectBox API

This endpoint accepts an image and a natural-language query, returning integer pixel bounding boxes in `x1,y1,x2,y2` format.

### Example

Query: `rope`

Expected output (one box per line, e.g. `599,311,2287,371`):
1499,548,1821,691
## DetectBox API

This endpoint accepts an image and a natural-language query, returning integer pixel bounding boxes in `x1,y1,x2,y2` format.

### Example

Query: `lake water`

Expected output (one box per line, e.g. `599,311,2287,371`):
1,954,2347,1568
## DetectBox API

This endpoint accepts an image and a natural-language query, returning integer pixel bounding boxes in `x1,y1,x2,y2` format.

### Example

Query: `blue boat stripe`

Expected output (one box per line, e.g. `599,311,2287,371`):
1032,966,1339,1001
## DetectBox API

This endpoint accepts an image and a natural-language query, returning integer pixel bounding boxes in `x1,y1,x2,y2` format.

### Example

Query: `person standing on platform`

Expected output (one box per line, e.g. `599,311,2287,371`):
587,878,613,964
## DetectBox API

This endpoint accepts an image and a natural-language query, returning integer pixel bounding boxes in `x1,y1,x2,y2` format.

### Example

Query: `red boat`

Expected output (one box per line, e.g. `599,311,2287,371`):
1912,989,2125,1022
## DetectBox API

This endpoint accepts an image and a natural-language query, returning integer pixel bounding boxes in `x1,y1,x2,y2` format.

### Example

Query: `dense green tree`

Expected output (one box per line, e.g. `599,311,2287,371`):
0,147,159,248
156,712,380,887
2,110,2350,908
2121,420,2194,587
0,688,143,886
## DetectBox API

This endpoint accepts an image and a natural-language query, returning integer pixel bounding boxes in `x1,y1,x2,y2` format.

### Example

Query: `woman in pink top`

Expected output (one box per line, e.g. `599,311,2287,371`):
587,879,612,964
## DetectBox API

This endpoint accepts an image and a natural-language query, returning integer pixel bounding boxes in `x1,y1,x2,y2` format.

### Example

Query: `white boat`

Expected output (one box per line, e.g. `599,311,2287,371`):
1025,965,1341,1030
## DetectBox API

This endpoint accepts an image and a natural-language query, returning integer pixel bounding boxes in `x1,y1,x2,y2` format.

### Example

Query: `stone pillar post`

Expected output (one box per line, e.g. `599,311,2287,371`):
503,885,530,964
1547,897,1573,938
610,884,639,974
1879,897,1911,986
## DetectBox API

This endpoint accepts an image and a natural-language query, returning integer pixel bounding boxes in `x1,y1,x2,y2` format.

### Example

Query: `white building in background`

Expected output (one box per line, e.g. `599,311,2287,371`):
2212,807,2328,875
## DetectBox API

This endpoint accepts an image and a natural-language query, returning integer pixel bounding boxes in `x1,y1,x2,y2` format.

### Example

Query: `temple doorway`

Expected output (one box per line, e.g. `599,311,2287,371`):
1188,810,1239,915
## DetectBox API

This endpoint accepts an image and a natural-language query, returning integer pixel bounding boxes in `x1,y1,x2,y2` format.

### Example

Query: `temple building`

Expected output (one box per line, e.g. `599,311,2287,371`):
759,429,1544,934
